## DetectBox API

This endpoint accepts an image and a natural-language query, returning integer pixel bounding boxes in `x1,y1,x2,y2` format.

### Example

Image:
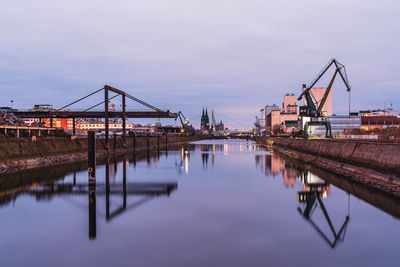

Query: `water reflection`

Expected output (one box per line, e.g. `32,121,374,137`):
257,150,350,248
297,170,350,249
255,150,400,249
200,144,224,169
0,151,178,240
256,151,351,248
1,141,400,267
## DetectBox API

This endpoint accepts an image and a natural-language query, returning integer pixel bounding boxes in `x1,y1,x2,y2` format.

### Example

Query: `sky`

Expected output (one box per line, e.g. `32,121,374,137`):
1,0,399,129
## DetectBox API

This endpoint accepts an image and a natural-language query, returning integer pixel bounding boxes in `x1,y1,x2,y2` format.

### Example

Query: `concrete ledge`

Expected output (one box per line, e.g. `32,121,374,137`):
259,137,400,174
257,137,400,198
0,136,206,174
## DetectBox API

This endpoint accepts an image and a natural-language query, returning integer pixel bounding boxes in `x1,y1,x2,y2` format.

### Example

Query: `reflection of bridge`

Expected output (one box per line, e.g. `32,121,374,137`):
28,183,177,197
4,155,178,240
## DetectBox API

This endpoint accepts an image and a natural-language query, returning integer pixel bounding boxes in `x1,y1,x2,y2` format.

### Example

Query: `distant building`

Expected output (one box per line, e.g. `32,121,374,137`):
361,116,400,130
23,118,41,126
326,115,361,134
359,108,400,117
265,104,280,117
283,94,298,114
200,108,210,130
215,121,224,131
265,94,299,135
77,122,133,131
44,118,73,129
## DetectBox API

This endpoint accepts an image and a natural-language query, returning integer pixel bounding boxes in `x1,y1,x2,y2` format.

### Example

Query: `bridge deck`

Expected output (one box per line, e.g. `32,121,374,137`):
14,110,177,119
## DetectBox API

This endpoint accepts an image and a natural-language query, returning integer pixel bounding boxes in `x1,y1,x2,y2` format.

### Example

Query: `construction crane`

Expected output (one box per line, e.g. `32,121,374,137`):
175,111,193,134
297,58,351,138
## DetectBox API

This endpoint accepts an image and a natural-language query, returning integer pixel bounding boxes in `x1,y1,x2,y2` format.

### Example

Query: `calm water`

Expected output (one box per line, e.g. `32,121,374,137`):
1,140,400,267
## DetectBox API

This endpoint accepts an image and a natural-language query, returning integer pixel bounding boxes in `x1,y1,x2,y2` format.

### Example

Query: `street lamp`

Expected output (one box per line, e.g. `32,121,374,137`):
10,100,13,110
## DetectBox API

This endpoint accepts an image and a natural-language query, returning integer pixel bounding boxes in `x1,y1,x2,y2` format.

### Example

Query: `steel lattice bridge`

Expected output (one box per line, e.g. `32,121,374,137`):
13,85,178,148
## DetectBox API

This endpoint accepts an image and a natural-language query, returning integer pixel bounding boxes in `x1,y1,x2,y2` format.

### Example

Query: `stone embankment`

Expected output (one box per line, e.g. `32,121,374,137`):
257,137,400,198
0,135,204,174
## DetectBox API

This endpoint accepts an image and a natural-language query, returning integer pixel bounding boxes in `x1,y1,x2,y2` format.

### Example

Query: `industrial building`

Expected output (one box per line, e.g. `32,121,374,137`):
265,93,300,135
361,116,400,130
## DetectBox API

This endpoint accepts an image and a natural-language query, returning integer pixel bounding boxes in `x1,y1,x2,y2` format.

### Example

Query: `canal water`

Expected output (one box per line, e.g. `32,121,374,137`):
1,140,399,267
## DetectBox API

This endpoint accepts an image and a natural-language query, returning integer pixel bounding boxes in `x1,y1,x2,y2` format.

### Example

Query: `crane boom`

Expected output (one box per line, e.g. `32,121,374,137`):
298,58,351,117
175,111,193,134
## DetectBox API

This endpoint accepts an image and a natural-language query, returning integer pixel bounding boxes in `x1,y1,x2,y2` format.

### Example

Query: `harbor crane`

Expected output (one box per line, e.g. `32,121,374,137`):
175,111,194,134
298,58,351,138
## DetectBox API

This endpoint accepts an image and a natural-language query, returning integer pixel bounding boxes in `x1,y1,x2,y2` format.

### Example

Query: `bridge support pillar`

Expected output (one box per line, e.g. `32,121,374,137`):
104,86,109,150
122,94,126,147
16,128,19,138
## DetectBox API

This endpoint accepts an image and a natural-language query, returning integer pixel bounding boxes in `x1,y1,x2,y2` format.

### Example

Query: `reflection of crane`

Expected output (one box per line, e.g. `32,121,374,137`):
175,111,193,134
298,58,351,138
297,171,350,249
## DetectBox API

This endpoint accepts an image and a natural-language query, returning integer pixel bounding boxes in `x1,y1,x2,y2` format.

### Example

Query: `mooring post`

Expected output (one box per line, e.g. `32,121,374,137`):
133,133,136,151
113,133,117,153
88,130,96,240
104,86,109,150
72,118,76,136
88,131,96,184
157,134,160,150
147,133,150,150
165,132,168,147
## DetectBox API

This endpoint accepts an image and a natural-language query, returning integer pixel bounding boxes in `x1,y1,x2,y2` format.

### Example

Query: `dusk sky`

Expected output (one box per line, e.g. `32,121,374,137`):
1,0,399,129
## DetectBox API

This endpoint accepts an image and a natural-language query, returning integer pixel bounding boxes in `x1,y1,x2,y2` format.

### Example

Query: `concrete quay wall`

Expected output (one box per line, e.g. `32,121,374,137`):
0,135,204,173
258,137,400,174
